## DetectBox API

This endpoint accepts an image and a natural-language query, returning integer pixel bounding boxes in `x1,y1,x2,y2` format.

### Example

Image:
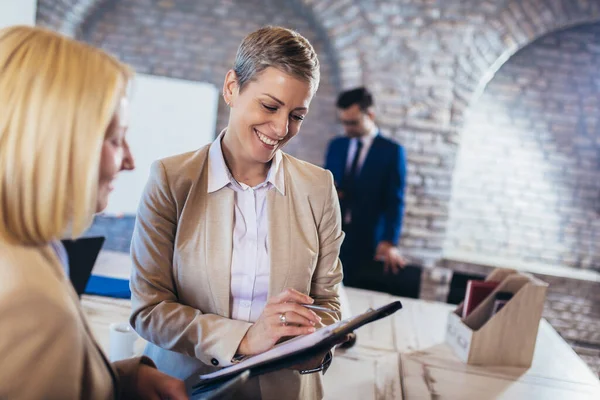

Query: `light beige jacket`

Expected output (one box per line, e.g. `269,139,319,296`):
0,241,149,400
130,144,344,400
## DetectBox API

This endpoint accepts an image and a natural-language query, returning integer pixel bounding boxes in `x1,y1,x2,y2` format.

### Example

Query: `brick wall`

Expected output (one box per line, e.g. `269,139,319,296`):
446,23,600,271
70,0,341,166
37,0,600,266
300,0,600,265
35,0,98,36
35,0,77,30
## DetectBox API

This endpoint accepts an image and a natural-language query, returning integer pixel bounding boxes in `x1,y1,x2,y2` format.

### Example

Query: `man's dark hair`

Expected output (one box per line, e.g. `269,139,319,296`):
336,87,374,111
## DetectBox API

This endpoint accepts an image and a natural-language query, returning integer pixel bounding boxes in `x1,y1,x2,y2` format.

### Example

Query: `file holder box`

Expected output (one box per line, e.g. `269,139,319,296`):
445,268,548,367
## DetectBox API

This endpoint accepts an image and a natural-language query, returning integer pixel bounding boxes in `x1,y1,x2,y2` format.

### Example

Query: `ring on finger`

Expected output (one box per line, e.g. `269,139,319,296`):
279,312,287,326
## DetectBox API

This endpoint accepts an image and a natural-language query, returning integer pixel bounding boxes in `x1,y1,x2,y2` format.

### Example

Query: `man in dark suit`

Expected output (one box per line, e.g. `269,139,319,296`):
325,87,407,288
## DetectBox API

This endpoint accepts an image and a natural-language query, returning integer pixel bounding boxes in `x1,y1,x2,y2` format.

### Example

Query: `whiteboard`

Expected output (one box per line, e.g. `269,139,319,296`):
105,74,218,214
0,0,36,28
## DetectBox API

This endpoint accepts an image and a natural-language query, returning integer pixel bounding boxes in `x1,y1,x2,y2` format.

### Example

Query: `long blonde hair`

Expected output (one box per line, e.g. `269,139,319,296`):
0,26,132,245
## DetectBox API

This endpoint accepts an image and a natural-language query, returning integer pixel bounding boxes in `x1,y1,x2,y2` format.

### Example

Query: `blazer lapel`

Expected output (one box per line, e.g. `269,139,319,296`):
205,188,235,317
267,184,291,298
336,138,350,185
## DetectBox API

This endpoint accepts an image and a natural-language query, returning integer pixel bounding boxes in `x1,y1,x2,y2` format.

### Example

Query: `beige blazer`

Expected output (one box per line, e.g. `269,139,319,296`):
130,144,344,400
0,241,149,400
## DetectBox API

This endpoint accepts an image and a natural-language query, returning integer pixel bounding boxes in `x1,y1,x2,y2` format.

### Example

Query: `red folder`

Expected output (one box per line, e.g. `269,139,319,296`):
462,280,499,318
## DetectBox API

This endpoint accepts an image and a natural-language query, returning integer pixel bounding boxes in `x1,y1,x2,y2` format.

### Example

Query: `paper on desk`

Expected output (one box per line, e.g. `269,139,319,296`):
199,319,347,380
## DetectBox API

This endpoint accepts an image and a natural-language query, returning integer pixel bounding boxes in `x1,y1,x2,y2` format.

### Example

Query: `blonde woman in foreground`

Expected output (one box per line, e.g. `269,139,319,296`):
0,26,187,399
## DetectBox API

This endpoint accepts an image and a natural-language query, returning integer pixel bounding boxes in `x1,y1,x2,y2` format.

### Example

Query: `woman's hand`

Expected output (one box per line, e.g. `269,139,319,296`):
135,364,188,400
237,288,321,356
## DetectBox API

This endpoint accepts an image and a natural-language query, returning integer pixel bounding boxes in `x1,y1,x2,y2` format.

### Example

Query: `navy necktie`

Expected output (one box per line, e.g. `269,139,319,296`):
341,140,363,225
347,140,363,180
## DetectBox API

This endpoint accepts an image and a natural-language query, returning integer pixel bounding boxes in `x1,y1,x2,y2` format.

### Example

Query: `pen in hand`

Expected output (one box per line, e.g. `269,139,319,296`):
301,303,336,313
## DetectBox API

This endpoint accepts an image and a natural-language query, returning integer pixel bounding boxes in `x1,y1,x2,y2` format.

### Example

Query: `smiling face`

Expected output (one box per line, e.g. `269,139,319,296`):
223,67,313,165
97,97,135,212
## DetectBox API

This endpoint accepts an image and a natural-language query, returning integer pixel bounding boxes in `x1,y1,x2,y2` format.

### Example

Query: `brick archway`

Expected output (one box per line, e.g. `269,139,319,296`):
446,21,600,269
301,0,600,135
453,0,600,129
300,0,600,263
35,0,600,263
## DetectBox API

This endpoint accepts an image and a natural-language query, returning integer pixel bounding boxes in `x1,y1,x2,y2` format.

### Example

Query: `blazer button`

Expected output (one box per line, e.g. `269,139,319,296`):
211,358,219,366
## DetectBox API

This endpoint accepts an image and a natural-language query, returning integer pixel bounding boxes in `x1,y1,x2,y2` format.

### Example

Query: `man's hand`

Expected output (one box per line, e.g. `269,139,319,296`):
135,364,188,400
375,241,405,274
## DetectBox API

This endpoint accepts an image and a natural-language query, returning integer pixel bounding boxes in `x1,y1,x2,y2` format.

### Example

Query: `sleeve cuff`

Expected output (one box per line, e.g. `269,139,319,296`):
208,320,253,367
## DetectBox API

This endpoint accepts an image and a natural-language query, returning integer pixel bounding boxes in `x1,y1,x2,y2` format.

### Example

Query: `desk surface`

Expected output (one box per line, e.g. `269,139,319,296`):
81,287,600,400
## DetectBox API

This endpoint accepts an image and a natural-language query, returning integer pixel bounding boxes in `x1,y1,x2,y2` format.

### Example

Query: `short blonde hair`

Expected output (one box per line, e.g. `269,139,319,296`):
234,26,320,93
0,26,132,245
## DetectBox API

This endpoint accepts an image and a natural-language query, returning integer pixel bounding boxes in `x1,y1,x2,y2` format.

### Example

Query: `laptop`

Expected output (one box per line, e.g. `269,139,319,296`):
61,236,105,297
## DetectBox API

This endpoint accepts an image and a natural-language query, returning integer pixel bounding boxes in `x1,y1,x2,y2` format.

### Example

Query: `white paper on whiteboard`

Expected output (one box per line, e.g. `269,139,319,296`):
0,0,36,29
104,73,218,215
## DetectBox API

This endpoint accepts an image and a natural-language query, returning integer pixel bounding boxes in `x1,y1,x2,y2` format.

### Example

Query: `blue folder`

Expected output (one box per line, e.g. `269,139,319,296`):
84,275,131,299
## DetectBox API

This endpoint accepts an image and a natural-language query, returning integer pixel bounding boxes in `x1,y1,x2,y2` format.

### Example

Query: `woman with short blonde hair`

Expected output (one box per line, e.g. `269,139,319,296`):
130,25,344,400
0,26,186,399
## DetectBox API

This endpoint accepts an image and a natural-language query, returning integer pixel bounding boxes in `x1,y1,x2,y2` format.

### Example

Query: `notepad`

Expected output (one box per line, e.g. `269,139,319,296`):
185,301,402,391
200,319,347,380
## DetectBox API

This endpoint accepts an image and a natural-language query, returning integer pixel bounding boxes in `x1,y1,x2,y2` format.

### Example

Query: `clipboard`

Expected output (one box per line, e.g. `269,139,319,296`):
185,300,402,396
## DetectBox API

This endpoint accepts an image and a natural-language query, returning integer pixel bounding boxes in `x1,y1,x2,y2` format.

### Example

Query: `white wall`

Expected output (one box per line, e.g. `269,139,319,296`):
0,1,218,214
105,74,218,214
0,0,37,28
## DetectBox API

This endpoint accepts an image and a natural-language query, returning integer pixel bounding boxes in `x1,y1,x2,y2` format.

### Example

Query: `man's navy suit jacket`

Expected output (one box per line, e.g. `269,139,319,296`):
324,134,406,272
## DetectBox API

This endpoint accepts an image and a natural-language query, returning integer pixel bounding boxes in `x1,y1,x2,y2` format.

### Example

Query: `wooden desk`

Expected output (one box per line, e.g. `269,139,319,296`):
81,287,600,400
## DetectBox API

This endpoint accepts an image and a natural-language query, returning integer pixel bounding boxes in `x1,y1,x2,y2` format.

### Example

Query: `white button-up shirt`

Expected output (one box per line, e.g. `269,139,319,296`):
344,126,379,175
207,131,285,323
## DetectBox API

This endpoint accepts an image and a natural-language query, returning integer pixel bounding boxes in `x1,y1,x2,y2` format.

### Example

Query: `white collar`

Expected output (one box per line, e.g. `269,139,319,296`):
207,129,285,195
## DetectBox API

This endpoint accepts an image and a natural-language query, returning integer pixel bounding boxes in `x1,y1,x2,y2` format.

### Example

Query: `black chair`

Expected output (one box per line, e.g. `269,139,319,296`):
344,261,422,299
446,271,486,305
